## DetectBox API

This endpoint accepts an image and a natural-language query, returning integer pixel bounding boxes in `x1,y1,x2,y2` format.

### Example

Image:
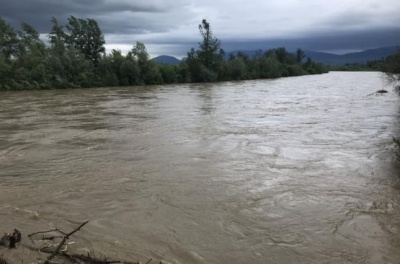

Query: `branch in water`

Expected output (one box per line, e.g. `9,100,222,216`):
44,221,89,264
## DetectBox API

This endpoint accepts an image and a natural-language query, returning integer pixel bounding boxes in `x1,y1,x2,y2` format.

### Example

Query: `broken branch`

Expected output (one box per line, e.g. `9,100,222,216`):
44,221,89,264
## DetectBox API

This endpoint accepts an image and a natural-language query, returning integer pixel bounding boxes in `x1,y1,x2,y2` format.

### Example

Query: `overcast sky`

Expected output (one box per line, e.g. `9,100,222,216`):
1,0,400,58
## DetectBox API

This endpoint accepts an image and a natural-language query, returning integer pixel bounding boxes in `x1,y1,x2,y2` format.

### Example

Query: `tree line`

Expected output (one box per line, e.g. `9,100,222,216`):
0,17,328,90
383,51,400,85
380,49,400,161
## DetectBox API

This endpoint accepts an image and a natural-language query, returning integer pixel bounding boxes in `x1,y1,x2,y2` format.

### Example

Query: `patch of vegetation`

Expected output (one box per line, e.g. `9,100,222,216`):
382,50,400,162
0,17,327,90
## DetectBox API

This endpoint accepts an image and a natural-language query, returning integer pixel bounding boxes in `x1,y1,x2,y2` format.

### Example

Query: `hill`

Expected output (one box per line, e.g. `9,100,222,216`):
153,46,399,66
304,46,399,65
225,46,398,65
152,55,180,65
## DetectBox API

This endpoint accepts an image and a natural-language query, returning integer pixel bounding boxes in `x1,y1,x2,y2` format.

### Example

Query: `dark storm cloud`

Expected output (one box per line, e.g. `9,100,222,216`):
1,0,399,57
0,0,180,33
219,28,400,53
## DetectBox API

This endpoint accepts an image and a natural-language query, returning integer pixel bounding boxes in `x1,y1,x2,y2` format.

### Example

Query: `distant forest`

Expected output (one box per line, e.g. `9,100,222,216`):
0,16,388,90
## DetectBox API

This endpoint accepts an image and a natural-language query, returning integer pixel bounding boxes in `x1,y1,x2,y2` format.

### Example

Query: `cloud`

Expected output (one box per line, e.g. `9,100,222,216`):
1,0,399,57
0,0,193,33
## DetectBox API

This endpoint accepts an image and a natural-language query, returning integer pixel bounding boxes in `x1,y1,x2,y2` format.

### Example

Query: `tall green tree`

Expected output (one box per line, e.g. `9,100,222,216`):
198,19,224,71
119,59,140,86
65,16,105,64
16,22,46,66
48,17,68,55
94,55,117,87
131,42,149,68
45,46,94,88
0,18,19,60
186,19,224,82
13,22,47,88
130,42,162,84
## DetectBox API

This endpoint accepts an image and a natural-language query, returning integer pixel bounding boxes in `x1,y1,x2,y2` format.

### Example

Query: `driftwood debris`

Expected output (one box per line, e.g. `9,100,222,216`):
26,221,141,264
42,221,89,264
2,222,159,264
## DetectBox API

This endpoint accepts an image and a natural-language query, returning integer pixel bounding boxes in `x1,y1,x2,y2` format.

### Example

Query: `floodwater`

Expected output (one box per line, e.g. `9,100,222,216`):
1,72,400,264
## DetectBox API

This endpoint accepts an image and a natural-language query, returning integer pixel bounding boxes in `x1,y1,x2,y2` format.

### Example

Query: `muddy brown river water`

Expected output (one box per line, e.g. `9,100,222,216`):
1,72,400,263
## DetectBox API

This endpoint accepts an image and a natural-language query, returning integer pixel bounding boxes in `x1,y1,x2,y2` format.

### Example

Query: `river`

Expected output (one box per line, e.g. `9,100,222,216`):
1,72,400,263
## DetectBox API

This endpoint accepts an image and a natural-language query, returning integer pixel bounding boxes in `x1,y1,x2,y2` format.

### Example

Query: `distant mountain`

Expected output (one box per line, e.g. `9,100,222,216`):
304,46,399,65
153,46,398,66
152,55,180,65
225,46,399,65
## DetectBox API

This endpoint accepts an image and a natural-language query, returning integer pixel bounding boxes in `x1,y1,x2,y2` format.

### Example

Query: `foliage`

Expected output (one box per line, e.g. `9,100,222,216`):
48,17,67,55
65,16,105,64
383,51,400,83
129,42,163,85
197,19,223,70
228,57,247,80
0,18,19,60
185,20,228,82
381,51,400,162
0,16,327,90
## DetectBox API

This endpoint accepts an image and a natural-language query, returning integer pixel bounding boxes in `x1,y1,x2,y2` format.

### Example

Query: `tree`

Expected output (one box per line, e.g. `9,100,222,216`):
0,15,327,90
95,53,119,87
198,19,223,71
0,53,12,89
258,52,281,78
296,48,306,64
185,47,217,82
16,22,46,66
65,16,105,64
131,42,149,68
0,18,19,60
186,19,224,82
383,51,400,159
228,57,247,80
384,51,400,83
129,42,162,85
48,17,67,55
159,64,178,84
45,45,94,88
108,49,125,83
275,47,288,64
119,60,139,86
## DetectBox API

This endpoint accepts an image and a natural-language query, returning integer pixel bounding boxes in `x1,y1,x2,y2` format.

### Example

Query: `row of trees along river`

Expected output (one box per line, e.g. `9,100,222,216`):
0,17,329,90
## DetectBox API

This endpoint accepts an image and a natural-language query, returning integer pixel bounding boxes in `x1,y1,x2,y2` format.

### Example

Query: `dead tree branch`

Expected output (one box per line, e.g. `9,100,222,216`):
28,228,68,238
44,221,89,264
